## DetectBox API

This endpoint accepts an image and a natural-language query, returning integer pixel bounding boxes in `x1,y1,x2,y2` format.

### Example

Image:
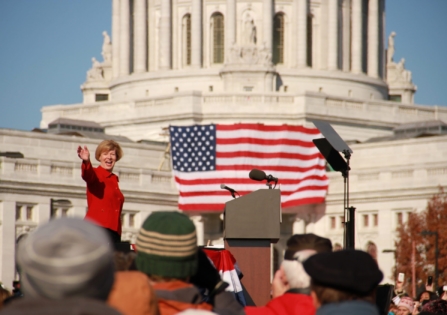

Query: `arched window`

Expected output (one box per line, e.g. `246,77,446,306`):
366,241,378,263
273,13,284,65
182,14,192,66
212,13,225,64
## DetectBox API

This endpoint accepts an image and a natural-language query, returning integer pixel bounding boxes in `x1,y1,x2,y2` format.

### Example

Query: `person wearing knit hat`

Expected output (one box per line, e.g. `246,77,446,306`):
245,233,332,315
396,296,414,315
420,299,447,315
136,211,198,279
136,211,244,315
303,249,384,315
1,217,121,315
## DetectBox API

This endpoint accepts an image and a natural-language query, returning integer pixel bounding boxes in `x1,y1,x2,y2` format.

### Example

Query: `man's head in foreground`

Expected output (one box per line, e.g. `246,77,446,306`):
303,249,383,308
272,233,333,298
17,217,115,300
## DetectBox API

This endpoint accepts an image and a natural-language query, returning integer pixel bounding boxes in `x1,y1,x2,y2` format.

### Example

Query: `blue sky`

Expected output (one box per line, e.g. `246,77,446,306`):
0,0,446,131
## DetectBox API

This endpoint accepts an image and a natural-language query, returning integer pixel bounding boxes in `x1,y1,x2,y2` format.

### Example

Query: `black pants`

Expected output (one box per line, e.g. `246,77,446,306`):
103,228,121,244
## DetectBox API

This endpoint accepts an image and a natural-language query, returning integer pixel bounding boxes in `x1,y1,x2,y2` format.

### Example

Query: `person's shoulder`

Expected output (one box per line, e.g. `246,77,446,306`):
1,297,123,315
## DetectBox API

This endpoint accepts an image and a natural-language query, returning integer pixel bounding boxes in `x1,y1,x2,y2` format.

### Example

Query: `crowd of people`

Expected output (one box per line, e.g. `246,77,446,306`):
0,213,446,314
0,140,445,314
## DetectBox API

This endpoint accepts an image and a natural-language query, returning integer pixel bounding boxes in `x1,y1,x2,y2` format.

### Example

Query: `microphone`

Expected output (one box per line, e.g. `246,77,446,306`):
249,169,278,183
220,184,239,199
249,169,267,181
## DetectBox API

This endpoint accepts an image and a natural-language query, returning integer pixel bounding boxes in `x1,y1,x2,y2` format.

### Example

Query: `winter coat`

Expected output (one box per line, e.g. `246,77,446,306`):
245,292,315,315
0,297,122,315
108,271,159,315
316,300,380,315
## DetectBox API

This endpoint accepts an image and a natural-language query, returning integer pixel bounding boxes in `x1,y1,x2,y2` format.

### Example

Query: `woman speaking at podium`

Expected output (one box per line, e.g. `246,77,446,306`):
77,140,124,243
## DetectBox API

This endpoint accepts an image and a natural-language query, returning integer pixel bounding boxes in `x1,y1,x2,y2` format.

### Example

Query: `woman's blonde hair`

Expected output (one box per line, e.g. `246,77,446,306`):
95,140,123,161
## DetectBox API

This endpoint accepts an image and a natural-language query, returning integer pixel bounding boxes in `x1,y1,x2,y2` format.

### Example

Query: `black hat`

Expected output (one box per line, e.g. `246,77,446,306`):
303,249,383,295
284,233,333,260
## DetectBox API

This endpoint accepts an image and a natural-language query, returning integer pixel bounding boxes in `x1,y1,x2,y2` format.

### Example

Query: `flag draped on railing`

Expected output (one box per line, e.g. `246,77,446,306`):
169,123,328,211
203,248,246,306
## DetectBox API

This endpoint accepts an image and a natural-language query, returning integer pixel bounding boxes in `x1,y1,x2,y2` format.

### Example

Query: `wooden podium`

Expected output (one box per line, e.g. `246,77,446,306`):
224,189,281,306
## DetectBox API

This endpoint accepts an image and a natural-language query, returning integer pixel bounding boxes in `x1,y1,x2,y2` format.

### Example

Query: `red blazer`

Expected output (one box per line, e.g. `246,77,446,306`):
82,161,124,235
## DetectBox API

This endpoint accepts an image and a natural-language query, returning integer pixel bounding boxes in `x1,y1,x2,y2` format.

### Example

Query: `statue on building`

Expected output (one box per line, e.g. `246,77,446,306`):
102,31,112,63
225,42,273,68
396,58,412,83
387,31,396,64
386,32,416,104
83,32,113,86
244,16,257,45
86,57,104,81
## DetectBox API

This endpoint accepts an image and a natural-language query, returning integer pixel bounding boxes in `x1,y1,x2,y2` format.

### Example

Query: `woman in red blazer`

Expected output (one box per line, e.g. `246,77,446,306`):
77,140,124,243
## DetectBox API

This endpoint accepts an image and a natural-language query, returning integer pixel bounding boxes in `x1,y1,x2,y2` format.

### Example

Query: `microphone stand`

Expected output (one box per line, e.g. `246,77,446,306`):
342,150,355,249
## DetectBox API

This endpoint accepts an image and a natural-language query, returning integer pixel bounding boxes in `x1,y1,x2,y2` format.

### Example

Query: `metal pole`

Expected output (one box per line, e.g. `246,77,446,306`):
50,198,54,218
347,206,356,249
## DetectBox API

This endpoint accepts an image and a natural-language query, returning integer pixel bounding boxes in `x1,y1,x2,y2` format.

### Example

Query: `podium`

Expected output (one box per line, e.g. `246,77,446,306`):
224,189,281,306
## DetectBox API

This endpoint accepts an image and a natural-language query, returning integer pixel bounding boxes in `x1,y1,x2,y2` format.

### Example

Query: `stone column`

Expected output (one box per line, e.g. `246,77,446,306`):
367,0,379,78
327,0,338,70
190,215,205,246
159,0,172,70
351,0,362,74
112,0,120,78
292,217,306,234
263,0,273,51
119,0,130,76
191,0,202,68
226,0,236,57
296,0,307,68
134,0,147,73
0,201,17,291
342,0,351,72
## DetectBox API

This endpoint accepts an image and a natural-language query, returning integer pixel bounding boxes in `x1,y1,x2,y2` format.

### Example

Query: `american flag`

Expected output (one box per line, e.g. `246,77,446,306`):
170,123,328,211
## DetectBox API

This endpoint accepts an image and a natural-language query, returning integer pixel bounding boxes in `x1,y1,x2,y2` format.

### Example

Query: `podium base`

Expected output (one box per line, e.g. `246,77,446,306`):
225,239,271,306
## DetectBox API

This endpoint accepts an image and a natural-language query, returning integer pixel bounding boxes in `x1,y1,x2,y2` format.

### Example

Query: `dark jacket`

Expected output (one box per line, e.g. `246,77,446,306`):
316,300,380,315
0,297,123,315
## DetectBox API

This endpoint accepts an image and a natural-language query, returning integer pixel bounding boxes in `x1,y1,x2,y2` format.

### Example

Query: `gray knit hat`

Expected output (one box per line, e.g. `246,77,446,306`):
17,217,115,300
136,211,198,279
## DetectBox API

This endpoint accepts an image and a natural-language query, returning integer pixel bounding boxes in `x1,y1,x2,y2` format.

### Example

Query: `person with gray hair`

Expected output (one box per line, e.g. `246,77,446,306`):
245,233,332,315
1,217,122,315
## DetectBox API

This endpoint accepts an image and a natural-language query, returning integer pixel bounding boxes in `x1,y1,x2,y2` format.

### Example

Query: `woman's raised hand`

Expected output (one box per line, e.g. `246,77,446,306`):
77,145,90,162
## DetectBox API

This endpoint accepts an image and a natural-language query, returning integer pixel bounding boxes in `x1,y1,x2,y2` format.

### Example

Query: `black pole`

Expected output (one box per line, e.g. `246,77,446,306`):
343,150,355,249
50,198,54,218
347,206,356,249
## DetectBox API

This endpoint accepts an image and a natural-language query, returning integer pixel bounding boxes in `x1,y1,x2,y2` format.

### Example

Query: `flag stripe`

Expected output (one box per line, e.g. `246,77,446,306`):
217,137,318,147
216,123,321,133
216,142,320,153
178,189,328,204
217,151,323,160
179,185,329,197
179,197,326,211
170,123,328,212
174,169,327,182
